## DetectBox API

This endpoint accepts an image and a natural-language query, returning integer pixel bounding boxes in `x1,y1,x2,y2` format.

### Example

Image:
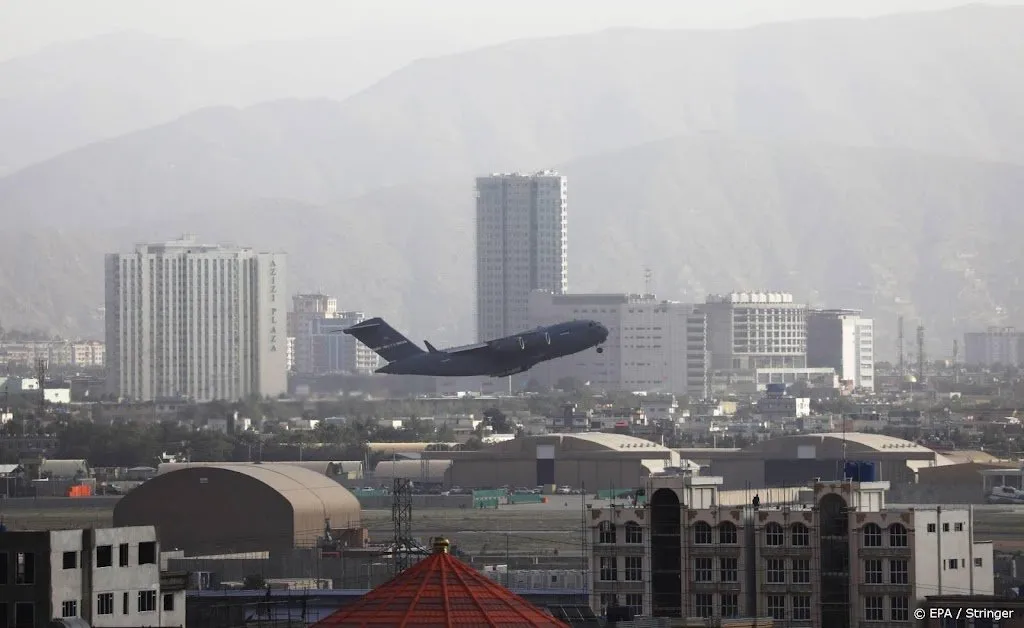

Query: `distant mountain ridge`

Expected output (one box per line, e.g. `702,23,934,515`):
2,4,1023,356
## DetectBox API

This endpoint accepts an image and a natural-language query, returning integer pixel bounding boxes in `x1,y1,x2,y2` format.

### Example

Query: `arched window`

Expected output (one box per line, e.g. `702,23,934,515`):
889,523,908,547
624,521,643,544
765,522,784,546
693,521,713,544
791,523,810,546
863,523,882,547
598,521,617,544
718,522,738,544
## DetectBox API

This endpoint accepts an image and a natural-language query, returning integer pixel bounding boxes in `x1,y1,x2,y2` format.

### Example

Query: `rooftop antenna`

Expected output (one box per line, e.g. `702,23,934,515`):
897,315,905,376
644,267,652,296
916,325,926,386
952,339,959,385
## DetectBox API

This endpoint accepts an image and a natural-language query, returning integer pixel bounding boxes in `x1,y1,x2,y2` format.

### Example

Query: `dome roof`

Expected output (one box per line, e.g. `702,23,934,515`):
312,538,569,627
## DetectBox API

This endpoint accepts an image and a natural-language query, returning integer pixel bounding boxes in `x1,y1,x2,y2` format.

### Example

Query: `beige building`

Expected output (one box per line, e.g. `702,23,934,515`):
288,294,378,375
701,292,807,371
426,433,683,490
807,309,875,392
527,291,708,397
589,474,994,624
104,235,287,402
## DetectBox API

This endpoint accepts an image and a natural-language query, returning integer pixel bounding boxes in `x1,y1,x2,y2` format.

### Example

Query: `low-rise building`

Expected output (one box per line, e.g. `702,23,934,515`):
588,473,993,624
0,525,186,627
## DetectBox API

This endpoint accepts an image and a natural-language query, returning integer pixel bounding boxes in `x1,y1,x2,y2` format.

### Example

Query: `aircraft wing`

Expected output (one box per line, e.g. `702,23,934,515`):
446,342,492,355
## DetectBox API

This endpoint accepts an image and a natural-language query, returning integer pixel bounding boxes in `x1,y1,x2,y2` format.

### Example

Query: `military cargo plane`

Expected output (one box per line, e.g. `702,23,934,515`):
342,317,609,378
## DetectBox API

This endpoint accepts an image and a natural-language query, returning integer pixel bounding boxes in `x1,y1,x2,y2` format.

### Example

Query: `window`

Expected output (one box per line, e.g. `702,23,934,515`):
63,551,77,569
695,593,714,618
624,522,642,544
163,594,175,612
61,600,78,618
694,557,713,582
96,545,113,568
138,541,157,565
890,559,909,584
14,603,34,627
119,543,130,567
721,593,739,618
625,593,642,616
864,596,884,621
97,593,114,615
598,521,617,544
0,552,7,585
720,557,738,583
864,559,883,584
891,596,910,621
718,522,737,544
599,556,617,581
625,556,642,581
123,591,129,614
693,521,712,544
927,523,936,533
599,594,617,613
15,552,34,584
954,522,964,532
793,595,811,621
767,558,786,583
889,523,908,547
792,558,810,584
863,523,882,547
975,557,984,567
138,590,157,613
791,523,809,546
765,523,784,546
947,558,959,570
767,595,786,620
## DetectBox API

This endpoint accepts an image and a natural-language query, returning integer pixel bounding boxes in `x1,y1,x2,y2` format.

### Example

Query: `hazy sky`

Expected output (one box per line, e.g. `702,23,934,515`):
2,0,1023,61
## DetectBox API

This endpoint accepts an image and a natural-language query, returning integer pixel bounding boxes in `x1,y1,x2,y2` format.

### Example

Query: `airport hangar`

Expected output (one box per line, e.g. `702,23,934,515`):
114,464,362,556
421,433,688,490
688,432,951,490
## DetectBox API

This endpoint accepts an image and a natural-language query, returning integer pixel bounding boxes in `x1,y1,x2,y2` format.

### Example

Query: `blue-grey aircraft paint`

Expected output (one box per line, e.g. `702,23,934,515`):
341,317,609,378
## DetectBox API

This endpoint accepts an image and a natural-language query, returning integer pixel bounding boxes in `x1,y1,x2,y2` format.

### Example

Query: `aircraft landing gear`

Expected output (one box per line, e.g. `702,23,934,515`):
596,346,604,354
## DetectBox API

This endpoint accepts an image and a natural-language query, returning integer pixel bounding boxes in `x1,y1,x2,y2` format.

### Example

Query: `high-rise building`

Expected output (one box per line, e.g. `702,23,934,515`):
287,294,378,375
527,291,708,397
807,309,875,391
104,236,287,402
589,474,994,621
964,327,1024,367
475,171,568,341
700,292,807,370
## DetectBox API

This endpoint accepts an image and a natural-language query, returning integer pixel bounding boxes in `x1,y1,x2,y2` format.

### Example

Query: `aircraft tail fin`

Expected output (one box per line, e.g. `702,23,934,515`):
424,341,439,353
343,317,424,362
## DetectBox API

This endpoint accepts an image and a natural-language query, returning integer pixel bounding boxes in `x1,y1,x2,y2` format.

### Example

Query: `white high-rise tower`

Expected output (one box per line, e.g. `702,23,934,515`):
475,171,568,341
104,235,287,402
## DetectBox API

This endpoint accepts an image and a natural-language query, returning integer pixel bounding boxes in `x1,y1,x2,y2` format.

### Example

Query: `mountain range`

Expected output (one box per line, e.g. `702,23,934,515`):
3,4,1024,355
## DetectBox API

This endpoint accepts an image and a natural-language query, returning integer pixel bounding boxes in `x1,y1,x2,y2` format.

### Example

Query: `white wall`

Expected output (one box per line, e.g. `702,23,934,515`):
913,509,992,598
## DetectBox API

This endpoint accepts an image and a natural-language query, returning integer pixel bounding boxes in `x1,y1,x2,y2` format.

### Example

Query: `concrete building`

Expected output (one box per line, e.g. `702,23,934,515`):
104,235,287,402
527,291,708,397
698,433,951,490
807,309,875,392
288,294,378,375
427,433,684,490
476,171,568,341
701,292,807,371
0,525,186,627
964,327,1024,367
588,474,994,624
113,464,362,555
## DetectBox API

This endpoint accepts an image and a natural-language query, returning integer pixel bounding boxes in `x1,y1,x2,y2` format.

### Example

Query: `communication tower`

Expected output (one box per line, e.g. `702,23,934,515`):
390,478,426,575
897,316,905,376
916,325,926,384
35,358,47,416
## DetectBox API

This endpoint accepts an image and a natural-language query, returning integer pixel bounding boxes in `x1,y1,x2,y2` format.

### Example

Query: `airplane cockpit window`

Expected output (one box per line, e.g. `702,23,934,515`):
588,322,596,327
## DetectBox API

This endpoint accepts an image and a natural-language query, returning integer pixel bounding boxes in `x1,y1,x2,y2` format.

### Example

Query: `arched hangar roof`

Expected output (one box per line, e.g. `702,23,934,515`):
487,432,673,453
745,433,943,457
156,460,360,477
114,464,361,555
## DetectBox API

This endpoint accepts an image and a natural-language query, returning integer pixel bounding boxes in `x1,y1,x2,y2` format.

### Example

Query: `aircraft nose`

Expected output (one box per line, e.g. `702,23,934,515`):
597,322,609,340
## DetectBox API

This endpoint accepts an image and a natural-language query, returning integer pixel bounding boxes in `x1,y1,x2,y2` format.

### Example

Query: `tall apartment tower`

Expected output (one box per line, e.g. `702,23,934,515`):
807,309,875,391
104,235,287,402
475,171,568,341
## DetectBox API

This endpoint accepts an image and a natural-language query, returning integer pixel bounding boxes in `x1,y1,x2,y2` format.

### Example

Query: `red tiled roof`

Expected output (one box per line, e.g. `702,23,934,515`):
312,538,570,627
